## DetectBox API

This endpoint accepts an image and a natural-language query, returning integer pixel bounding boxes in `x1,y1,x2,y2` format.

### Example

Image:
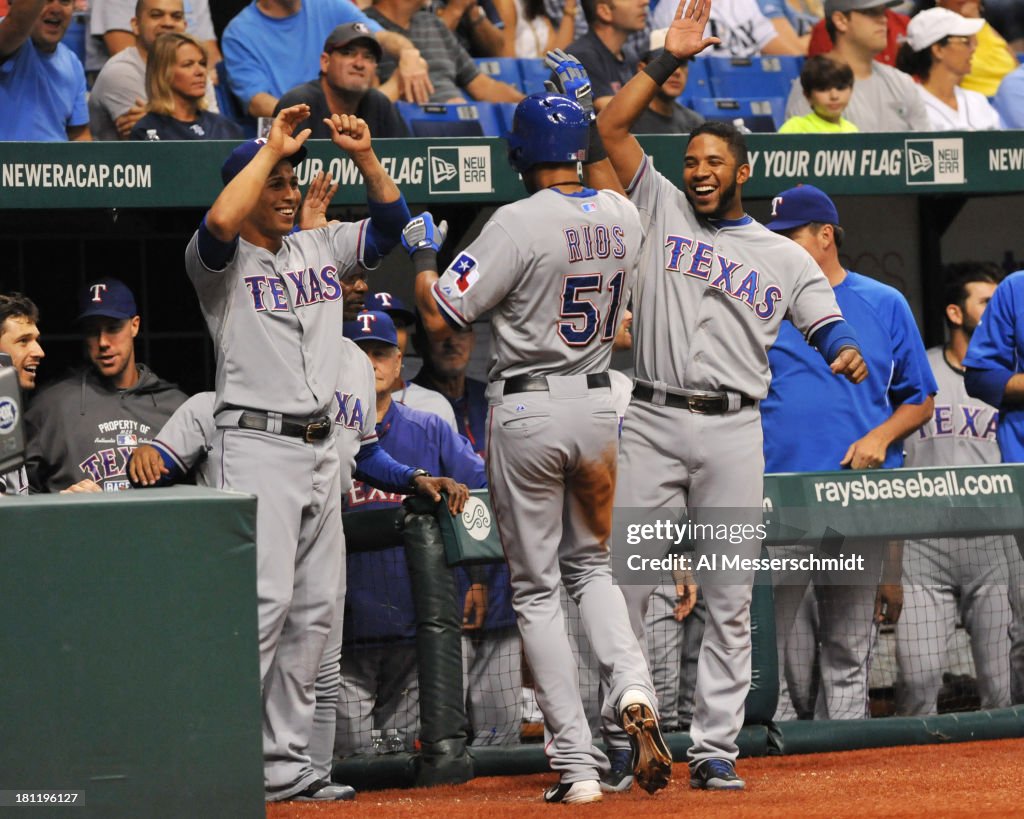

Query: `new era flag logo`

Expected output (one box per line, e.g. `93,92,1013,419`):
905,139,965,186
431,155,458,185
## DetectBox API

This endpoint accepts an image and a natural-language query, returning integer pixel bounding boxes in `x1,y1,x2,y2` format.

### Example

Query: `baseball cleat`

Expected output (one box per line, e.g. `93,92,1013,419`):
291,779,357,801
619,689,672,794
689,758,745,790
599,748,634,793
543,779,602,804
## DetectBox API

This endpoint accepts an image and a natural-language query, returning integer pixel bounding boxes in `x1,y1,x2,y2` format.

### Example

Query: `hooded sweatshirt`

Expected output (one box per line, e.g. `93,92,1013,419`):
24,364,188,493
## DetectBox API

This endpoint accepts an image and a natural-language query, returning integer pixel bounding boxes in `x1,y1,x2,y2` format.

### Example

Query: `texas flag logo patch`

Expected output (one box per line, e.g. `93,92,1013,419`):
450,252,480,293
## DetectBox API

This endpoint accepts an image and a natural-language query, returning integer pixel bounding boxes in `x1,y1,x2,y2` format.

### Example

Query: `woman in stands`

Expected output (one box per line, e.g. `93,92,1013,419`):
896,6,1004,130
131,32,244,141
494,0,576,58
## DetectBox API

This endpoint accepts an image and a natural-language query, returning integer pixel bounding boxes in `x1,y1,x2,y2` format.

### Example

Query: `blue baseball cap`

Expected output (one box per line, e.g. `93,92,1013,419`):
220,138,308,186
77,277,137,322
764,185,840,232
367,292,416,327
343,310,398,347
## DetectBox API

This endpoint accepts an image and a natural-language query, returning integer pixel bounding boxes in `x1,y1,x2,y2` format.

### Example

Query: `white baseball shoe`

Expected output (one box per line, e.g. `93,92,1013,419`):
619,689,673,794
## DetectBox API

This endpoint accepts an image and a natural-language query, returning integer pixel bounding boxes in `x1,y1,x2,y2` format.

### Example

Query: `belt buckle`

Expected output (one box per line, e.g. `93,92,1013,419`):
304,419,331,442
687,393,721,414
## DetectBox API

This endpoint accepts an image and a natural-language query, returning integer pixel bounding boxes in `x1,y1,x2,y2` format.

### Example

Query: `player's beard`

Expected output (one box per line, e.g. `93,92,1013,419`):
686,177,739,221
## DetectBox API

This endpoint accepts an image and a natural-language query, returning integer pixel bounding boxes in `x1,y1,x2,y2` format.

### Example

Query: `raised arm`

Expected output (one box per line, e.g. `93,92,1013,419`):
205,105,311,241
322,114,400,204
0,0,44,60
597,0,718,187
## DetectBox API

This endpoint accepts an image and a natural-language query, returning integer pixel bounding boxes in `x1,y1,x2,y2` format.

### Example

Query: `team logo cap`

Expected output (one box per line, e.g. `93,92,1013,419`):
367,292,416,328
323,22,383,61
343,310,399,347
764,184,840,233
77,277,138,322
221,138,308,186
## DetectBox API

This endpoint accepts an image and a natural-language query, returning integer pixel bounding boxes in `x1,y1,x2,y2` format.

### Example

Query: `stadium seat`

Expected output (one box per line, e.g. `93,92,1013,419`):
64,12,88,66
705,55,803,99
680,56,713,108
517,58,551,95
474,57,525,93
496,102,516,136
396,102,506,137
692,96,786,133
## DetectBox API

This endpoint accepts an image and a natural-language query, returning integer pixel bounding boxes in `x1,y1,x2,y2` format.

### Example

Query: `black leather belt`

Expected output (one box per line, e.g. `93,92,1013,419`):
632,383,755,414
503,372,611,396
238,411,333,442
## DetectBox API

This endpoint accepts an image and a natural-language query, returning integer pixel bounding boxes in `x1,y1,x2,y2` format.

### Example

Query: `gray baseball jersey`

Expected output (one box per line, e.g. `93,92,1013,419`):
334,338,378,495
431,188,641,381
626,154,843,399
186,216,374,800
904,346,1000,468
430,185,658,786
152,391,217,484
185,221,370,417
897,345,1015,715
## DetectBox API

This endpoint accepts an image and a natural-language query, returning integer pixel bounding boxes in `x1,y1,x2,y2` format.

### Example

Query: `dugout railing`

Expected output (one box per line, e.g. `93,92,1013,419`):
334,463,1024,788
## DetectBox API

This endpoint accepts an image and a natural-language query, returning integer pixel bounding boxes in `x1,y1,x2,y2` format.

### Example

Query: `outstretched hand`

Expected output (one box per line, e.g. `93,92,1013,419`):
402,212,448,257
299,171,339,230
266,104,312,159
664,0,721,60
544,49,594,118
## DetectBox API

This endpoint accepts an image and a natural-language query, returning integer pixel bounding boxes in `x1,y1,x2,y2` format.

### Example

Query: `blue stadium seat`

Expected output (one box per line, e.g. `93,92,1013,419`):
680,56,713,108
518,58,551,95
64,12,88,66
396,102,506,137
705,55,803,100
474,57,525,93
496,102,517,136
692,96,786,133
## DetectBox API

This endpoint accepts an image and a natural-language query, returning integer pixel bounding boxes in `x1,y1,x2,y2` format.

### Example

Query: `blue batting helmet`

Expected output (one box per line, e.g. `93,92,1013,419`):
506,93,589,174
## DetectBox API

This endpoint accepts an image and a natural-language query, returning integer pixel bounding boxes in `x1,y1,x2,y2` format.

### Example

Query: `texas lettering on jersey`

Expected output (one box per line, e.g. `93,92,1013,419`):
346,480,408,509
78,419,155,490
243,265,342,312
664,233,782,320
334,390,366,431
916,403,999,442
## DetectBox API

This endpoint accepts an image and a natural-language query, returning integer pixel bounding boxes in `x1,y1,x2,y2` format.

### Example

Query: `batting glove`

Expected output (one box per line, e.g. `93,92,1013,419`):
402,212,448,256
544,49,594,120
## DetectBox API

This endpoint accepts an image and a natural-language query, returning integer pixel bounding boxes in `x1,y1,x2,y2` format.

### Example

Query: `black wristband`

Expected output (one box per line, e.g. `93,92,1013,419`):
584,120,607,165
411,248,437,274
408,467,431,489
643,51,683,85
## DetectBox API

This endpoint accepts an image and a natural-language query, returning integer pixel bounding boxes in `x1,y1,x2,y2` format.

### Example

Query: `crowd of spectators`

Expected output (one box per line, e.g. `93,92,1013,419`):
3,0,1022,141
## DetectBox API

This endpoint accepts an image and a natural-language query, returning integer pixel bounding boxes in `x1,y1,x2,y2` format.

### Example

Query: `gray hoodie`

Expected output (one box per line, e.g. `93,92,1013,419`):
24,364,188,493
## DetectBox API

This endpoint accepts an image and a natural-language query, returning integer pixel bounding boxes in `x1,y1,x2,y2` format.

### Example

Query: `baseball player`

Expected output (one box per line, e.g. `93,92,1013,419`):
335,311,487,756
24,278,187,494
0,292,44,497
183,105,414,802
761,185,936,721
126,354,466,789
963,269,1024,703
404,93,671,804
591,0,867,789
897,263,1018,715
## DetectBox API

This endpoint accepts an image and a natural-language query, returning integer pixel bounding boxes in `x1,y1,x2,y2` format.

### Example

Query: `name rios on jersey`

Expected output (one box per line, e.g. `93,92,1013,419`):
244,265,342,311
664,234,780,320
563,223,627,262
